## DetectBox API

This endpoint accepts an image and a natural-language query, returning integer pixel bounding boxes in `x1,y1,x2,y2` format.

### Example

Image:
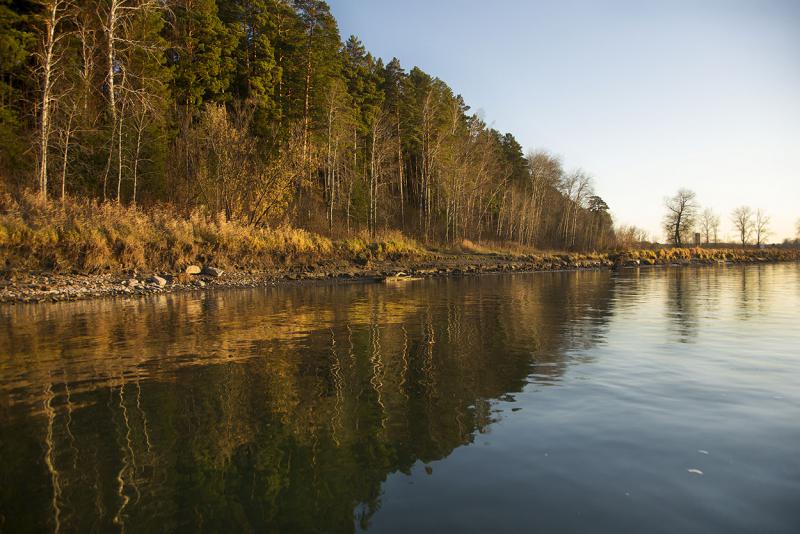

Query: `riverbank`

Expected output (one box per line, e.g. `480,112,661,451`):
2,193,799,303
2,248,798,304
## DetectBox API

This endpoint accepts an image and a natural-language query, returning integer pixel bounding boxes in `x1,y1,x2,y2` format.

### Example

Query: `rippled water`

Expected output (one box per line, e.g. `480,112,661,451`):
1,264,799,533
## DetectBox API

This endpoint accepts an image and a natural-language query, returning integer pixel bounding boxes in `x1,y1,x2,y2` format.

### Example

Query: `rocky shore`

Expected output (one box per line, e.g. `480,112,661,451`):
1,252,793,304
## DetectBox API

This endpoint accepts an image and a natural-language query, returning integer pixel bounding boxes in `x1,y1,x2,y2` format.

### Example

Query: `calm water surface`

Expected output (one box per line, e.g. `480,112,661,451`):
1,264,799,533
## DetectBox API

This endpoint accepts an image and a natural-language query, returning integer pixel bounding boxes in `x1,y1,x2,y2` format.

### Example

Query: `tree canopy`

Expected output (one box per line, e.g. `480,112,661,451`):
3,0,615,250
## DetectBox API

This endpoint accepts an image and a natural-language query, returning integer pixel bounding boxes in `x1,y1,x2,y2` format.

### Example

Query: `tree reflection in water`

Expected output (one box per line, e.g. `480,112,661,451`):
2,270,622,532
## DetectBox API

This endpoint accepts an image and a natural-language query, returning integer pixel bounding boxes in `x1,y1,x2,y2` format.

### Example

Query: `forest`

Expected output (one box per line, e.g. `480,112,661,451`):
0,0,615,254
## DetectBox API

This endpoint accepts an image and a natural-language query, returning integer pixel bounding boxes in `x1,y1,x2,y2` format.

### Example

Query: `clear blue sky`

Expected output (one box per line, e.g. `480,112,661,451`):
328,0,800,241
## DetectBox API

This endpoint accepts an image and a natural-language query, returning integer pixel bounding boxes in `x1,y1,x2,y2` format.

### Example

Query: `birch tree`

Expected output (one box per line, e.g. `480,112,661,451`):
100,0,166,202
35,0,73,201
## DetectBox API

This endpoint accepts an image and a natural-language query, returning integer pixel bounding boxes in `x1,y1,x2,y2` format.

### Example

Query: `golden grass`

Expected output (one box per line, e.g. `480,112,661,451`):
458,238,496,255
620,247,800,263
0,193,796,274
0,193,428,273
339,230,428,263
455,239,799,266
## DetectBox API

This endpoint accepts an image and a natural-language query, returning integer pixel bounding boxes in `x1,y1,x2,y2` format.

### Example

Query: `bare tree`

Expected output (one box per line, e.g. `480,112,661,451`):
191,104,301,225
731,206,754,246
34,0,74,202
663,188,698,246
368,110,394,237
699,208,720,244
130,100,155,206
711,213,720,244
526,150,562,246
754,209,770,246
615,224,649,249
100,0,120,201
322,78,353,231
100,0,165,202
53,89,80,201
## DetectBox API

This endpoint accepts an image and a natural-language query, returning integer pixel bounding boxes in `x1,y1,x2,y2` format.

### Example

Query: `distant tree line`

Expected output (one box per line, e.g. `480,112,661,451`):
662,188,784,246
0,0,615,250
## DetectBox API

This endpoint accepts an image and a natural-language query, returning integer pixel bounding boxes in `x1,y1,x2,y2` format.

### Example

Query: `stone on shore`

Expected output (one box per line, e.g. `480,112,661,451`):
202,266,224,277
185,265,202,275
147,275,167,287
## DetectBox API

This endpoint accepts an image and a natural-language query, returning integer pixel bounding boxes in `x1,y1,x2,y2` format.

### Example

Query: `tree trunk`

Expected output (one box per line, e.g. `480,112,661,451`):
132,114,144,206
103,0,119,202
37,1,65,202
301,28,314,163
116,97,125,203
59,109,74,201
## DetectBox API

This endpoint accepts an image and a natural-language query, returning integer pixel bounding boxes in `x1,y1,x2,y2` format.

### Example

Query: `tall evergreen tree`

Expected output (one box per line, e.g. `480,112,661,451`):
342,35,382,136
291,0,341,156
0,0,35,176
219,0,283,138
381,57,407,224
167,0,236,116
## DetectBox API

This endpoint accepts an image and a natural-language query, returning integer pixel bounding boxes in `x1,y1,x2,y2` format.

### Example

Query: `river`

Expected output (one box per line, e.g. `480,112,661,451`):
1,263,798,533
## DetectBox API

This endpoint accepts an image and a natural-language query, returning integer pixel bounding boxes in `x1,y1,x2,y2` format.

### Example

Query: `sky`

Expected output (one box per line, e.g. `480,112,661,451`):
328,0,800,242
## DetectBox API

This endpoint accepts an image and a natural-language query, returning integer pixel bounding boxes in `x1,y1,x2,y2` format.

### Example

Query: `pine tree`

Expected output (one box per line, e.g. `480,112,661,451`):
498,132,528,183
219,0,283,138
0,0,35,176
167,0,236,116
341,35,386,232
381,57,406,225
291,0,341,156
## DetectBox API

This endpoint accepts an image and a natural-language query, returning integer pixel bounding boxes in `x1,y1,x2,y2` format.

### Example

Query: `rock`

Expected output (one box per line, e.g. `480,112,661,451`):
185,265,202,275
202,266,224,277
147,275,167,287
124,278,139,287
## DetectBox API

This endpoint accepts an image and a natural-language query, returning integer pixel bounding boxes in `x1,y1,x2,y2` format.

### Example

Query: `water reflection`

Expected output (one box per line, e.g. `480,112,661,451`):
0,272,616,532
665,268,700,343
0,265,796,532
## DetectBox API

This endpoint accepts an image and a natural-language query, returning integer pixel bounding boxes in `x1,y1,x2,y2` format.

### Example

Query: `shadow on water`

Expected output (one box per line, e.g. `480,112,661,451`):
0,264,795,532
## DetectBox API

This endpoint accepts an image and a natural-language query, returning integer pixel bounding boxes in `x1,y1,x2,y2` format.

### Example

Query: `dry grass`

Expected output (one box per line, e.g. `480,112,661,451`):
1,193,796,275
339,230,428,264
618,247,800,265
455,239,799,266
458,239,546,256
457,239,611,262
458,239,497,255
0,193,428,273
